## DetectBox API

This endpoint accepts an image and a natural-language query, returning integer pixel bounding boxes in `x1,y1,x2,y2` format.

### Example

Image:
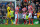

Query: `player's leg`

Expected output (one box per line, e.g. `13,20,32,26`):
28,13,31,24
15,18,19,25
24,19,27,24
6,13,9,24
26,19,28,24
29,13,32,24
11,17,14,25
6,15,9,25
15,14,17,24
31,18,33,25
9,16,12,24
7,18,8,24
31,14,33,25
28,15,31,24
5,17,8,25
23,19,27,24
6,16,11,25
15,13,18,25
23,19,25,24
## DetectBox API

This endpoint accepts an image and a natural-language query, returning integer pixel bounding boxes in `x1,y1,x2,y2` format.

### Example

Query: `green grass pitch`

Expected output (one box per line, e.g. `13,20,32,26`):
0,24,40,27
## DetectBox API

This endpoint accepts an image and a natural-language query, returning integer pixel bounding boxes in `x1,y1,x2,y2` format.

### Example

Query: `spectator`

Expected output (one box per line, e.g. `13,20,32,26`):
31,1,35,9
36,2,39,13
1,9,4,17
2,5,5,9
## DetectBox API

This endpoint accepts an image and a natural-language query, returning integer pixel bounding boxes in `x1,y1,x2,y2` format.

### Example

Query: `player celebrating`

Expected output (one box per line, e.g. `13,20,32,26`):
15,5,19,12
15,5,19,25
22,6,27,24
28,4,33,25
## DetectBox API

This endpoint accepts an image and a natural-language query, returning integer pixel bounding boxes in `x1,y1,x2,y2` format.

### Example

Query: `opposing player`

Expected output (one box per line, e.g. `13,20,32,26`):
6,4,11,25
11,8,14,25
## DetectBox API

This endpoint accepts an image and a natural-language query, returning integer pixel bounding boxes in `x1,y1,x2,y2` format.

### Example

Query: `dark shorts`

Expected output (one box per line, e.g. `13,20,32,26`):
11,17,14,20
23,19,26,22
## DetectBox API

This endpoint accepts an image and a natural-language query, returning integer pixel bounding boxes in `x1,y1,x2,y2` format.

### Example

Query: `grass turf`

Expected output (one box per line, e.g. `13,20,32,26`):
0,24,40,27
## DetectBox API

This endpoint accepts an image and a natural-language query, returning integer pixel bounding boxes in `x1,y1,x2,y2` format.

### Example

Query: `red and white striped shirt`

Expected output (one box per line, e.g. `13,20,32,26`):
22,12,27,19
15,11,18,19
15,6,19,12
22,7,27,12
28,5,33,13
